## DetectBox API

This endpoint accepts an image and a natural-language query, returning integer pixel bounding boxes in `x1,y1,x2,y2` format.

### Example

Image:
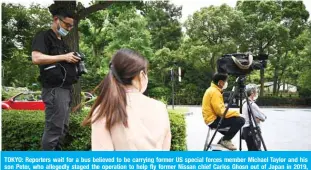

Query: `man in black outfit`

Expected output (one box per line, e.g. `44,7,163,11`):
31,8,80,150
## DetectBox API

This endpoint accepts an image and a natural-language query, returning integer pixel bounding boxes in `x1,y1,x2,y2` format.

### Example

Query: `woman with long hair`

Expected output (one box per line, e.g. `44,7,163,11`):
82,49,171,151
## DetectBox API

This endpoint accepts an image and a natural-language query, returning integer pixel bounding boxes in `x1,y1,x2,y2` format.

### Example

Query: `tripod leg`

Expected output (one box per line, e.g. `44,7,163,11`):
243,91,268,151
239,96,243,151
203,128,211,151
239,130,242,151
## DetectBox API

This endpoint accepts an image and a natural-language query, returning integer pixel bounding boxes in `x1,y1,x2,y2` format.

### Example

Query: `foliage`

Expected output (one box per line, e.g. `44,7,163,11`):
141,1,183,50
185,4,245,71
79,10,110,91
1,86,30,100
104,7,153,60
256,96,311,107
2,51,39,88
167,110,187,151
2,3,50,88
2,110,91,151
2,109,187,151
148,86,170,105
237,1,309,96
2,1,311,105
297,28,311,97
2,3,50,60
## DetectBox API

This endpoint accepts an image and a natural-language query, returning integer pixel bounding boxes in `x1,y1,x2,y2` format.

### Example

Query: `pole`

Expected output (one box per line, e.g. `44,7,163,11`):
171,68,174,110
178,67,181,82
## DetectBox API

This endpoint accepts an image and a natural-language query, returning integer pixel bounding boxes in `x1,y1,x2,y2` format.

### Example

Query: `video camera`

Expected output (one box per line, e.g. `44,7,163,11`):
217,53,268,76
73,52,88,76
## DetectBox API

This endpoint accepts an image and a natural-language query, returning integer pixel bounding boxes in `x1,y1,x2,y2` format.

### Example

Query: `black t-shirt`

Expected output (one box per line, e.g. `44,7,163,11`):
32,29,78,89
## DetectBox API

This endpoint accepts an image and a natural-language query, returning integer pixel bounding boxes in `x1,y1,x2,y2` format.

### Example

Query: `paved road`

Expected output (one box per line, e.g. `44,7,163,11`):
185,106,311,151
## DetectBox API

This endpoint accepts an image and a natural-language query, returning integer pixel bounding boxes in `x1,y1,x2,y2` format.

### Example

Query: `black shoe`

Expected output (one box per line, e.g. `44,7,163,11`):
55,144,63,151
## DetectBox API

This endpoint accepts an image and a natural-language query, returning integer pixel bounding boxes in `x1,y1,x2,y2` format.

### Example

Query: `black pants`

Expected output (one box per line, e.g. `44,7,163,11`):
41,87,72,151
209,116,245,141
242,126,262,151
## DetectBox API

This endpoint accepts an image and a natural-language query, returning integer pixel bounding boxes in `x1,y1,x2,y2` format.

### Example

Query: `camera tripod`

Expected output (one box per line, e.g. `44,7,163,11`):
204,75,267,151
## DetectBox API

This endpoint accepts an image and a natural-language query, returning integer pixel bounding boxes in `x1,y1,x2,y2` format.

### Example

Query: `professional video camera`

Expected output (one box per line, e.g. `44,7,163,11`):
74,52,88,76
216,53,268,76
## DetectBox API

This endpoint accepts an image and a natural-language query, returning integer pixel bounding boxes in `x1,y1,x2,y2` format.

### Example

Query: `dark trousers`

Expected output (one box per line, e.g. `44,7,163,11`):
242,126,262,151
209,116,245,141
41,87,71,151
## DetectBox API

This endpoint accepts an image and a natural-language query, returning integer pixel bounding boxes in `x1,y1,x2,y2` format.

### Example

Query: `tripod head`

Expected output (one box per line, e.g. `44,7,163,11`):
234,76,247,90
227,76,248,106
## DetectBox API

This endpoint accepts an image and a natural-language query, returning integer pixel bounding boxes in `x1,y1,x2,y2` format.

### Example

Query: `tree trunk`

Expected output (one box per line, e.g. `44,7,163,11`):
210,53,216,72
278,67,286,96
278,51,288,97
69,18,82,113
67,4,81,113
273,67,278,95
273,55,281,95
260,68,264,96
277,79,281,96
92,44,96,59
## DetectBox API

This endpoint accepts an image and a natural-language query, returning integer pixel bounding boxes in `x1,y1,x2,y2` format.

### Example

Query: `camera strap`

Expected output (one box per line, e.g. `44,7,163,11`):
57,63,67,88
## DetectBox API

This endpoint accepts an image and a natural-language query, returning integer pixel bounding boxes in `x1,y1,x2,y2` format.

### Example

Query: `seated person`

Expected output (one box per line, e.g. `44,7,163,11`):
202,73,245,150
242,84,267,151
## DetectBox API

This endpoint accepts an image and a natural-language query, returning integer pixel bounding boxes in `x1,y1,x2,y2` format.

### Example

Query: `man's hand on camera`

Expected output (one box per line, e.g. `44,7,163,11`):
63,52,80,63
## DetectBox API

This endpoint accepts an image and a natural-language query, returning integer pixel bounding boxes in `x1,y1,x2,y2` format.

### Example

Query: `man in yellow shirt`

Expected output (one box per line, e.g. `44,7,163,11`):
202,73,245,150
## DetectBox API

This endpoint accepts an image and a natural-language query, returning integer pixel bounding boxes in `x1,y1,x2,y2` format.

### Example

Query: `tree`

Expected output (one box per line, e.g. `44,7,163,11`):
79,10,110,91
103,7,153,59
185,4,245,71
174,38,214,104
2,51,39,87
236,1,309,96
297,27,311,97
141,1,183,50
2,3,50,60
273,1,309,95
2,3,50,87
96,5,153,95
237,1,282,96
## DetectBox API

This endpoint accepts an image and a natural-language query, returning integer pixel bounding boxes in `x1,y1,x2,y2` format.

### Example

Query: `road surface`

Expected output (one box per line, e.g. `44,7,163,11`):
185,106,311,151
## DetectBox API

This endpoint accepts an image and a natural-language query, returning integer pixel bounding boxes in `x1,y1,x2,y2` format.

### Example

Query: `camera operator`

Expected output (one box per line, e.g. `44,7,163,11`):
202,73,245,150
31,8,80,150
242,84,267,151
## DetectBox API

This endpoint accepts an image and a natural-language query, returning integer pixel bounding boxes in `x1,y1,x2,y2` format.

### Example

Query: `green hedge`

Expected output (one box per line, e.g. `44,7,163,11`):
256,96,311,106
168,109,187,151
2,109,187,151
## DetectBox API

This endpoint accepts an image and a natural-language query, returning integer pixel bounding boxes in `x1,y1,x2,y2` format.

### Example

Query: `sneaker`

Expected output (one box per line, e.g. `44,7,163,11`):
217,137,223,144
220,140,237,150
